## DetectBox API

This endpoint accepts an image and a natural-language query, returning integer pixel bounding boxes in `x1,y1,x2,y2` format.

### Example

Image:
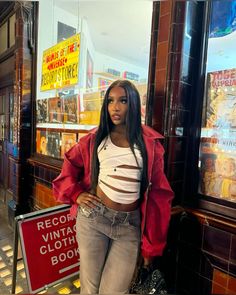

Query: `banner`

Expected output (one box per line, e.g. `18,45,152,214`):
41,34,80,91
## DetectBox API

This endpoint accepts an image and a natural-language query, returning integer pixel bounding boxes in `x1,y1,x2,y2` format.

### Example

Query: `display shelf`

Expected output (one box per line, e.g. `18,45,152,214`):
36,123,96,131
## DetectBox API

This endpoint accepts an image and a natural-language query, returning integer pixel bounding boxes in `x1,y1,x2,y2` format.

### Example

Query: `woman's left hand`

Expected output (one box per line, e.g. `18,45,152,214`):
143,257,154,268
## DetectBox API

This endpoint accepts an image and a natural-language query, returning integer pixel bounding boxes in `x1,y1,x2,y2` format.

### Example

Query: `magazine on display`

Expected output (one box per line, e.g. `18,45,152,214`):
36,99,48,123
62,94,78,123
79,91,101,125
48,97,63,123
46,131,61,158
61,132,77,157
36,130,47,155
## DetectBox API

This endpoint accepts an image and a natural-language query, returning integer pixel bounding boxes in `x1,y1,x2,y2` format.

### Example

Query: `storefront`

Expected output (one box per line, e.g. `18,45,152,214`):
28,0,153,210
0,1,235,294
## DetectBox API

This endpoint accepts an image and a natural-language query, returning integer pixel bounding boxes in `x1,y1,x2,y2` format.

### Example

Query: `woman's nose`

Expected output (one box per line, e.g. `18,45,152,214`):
113,102,119,111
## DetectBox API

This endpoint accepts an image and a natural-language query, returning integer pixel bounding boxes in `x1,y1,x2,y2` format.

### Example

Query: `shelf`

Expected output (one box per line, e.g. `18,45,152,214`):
36,123,96,131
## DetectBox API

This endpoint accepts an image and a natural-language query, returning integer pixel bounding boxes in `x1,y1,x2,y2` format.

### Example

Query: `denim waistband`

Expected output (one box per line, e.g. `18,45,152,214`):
95,201,140,221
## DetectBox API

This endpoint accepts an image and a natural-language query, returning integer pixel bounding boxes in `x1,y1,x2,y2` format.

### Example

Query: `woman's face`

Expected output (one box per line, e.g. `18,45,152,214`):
107,86,128,126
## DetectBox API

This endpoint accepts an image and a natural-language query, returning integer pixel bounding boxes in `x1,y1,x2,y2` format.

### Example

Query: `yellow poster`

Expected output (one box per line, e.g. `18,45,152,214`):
41,34,80,91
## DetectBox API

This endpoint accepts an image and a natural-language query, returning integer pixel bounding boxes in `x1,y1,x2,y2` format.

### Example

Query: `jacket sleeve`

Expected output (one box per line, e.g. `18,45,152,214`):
52,143,85,205
141,141,174,258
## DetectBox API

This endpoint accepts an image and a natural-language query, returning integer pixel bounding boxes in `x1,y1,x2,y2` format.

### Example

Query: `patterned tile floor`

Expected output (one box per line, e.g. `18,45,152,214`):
0,200,80,294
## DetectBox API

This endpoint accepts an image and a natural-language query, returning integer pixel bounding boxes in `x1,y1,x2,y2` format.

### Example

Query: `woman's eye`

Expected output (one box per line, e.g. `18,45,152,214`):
121,98,127,104
107,98,113,104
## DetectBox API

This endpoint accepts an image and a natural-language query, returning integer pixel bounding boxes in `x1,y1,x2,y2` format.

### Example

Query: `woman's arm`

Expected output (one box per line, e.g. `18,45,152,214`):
141,141,174,260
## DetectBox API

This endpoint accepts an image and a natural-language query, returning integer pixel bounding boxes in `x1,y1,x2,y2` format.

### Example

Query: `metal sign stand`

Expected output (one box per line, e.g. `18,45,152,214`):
11,215,20,294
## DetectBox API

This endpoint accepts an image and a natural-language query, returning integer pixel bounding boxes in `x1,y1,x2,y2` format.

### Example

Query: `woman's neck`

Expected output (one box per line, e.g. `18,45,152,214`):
111,125,126,135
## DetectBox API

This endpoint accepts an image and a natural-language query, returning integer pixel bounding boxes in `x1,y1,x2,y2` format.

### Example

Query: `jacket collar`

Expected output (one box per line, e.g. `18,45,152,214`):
88,125,163,139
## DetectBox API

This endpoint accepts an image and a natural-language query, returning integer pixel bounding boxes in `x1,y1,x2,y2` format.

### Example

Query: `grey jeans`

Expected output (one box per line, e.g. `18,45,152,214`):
76,202,141,294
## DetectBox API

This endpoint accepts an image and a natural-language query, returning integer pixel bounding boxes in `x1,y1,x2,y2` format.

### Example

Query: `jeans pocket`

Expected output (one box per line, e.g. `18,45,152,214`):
79,206,99,219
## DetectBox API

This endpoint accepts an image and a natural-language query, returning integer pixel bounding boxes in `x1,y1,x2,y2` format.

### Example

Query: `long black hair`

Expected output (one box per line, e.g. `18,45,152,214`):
90,79,148,196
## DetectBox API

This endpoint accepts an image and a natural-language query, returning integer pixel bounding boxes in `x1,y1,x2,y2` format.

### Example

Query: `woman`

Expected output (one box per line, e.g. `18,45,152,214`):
52,80,174,294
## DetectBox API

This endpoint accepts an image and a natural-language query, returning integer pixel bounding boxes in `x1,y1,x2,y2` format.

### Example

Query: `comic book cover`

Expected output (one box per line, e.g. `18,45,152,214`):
46,131,61,158
48,97,63,123
206,69,236,128
62,94,78,123
199,130,236,202
36,130,47,155
61,132,77,157
36,99,48,123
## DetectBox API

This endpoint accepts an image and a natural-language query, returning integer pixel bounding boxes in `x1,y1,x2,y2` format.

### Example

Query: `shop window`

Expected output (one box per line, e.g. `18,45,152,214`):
0,22,8,55
36,0,152,159
198,1,236,203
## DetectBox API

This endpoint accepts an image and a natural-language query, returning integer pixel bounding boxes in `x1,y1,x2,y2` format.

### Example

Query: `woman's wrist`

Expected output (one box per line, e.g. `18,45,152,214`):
143,257,154,267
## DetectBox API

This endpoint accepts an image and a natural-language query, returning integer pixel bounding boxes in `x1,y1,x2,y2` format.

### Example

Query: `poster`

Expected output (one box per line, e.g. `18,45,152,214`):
199,69,236,202
41,34,80,91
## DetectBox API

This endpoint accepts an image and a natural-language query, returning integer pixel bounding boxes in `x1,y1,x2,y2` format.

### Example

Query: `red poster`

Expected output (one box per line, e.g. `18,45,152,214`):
18,206,79,293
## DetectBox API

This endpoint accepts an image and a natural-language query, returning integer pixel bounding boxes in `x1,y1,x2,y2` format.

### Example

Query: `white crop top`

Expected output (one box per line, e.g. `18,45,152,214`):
97,136,143,204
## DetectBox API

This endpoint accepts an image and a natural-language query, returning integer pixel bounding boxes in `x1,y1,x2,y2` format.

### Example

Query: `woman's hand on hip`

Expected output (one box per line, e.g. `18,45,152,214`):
76,192,101,208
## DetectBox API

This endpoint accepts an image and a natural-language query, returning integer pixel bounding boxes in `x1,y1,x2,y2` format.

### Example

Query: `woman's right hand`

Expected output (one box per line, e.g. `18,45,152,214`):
76,192,101,208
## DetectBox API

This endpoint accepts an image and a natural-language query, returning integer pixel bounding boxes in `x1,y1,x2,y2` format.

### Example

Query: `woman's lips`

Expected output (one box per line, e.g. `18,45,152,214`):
112,115,121,120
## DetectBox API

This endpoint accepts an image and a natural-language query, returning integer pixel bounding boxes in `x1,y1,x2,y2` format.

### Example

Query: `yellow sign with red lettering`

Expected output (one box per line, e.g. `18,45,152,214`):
41,34,80,91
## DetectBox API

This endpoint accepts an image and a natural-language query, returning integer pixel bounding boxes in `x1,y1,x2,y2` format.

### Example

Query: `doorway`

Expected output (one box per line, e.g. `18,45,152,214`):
0,86,14,204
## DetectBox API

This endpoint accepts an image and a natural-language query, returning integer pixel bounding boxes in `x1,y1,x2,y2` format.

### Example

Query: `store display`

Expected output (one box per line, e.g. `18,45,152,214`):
62,94,78,123
61,132,77,157
48,97,63,123
79,91,101,125
37,99,48,123
199,68,236,202
46,131,61,158
36,130,47,155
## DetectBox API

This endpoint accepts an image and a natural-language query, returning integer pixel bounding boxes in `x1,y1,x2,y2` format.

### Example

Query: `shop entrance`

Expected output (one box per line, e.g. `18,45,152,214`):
0,86,13,203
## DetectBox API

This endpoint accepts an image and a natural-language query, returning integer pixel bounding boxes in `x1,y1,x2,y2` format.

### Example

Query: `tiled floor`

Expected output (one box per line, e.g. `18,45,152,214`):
0,200,80,294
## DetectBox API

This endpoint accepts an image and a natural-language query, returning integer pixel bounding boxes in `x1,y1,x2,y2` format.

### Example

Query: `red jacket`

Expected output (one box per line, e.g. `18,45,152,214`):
52,125,174,258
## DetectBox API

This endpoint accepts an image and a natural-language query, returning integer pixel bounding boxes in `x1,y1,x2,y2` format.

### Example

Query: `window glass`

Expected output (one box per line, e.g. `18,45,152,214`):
9,13,16,48
36,0,152,159
0,22,8,54
198,0,236,202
